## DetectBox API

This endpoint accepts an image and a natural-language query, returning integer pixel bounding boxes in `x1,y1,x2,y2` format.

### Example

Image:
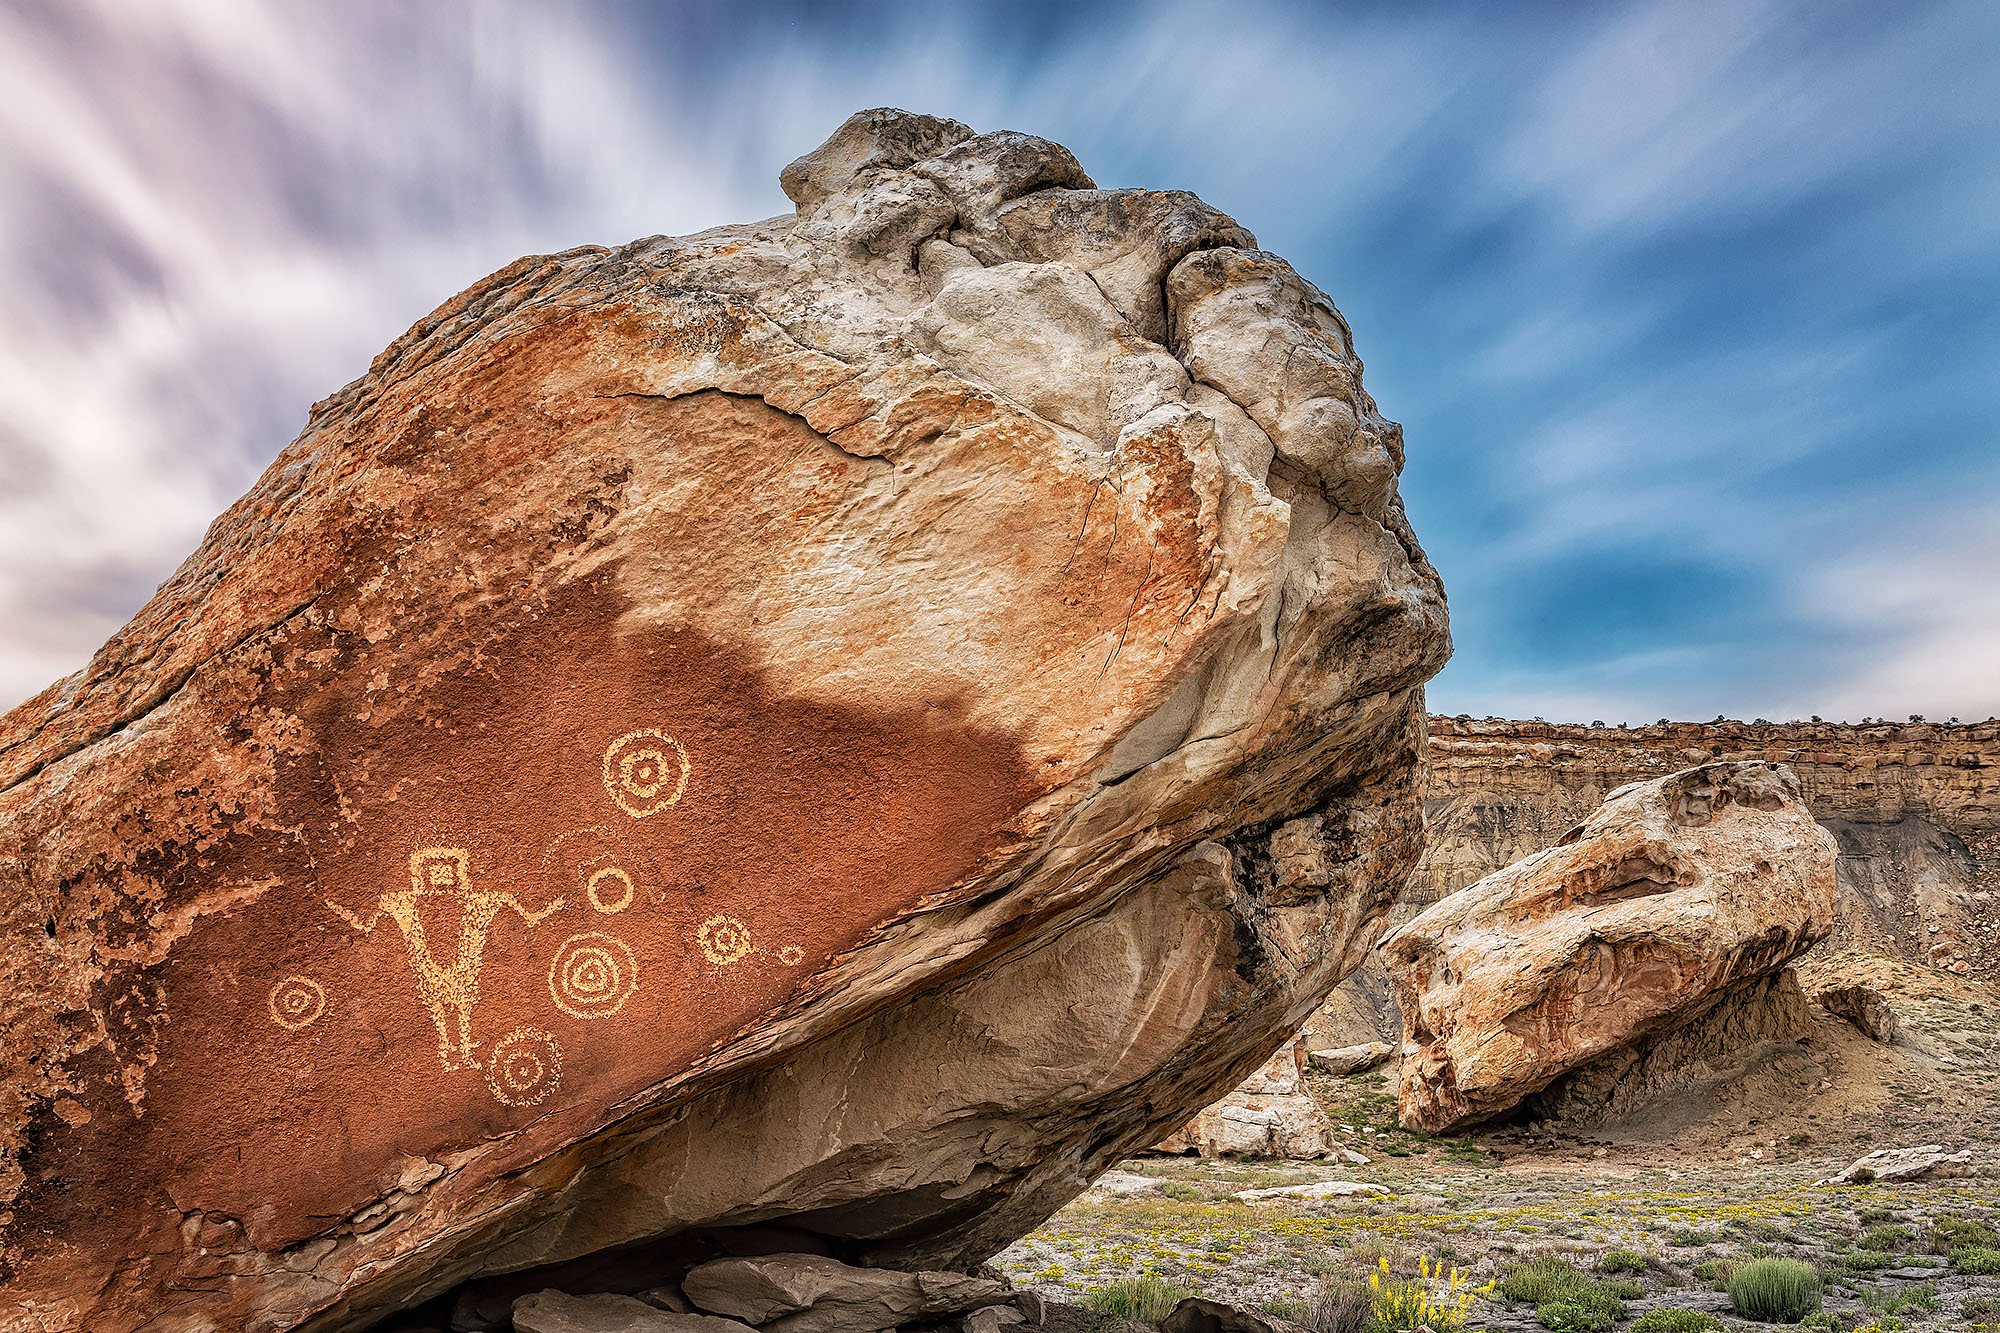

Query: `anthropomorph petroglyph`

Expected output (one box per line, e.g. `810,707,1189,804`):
327,847,565,1071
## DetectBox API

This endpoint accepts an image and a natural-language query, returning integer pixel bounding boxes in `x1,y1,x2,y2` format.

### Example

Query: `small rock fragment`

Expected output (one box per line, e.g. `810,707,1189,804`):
1231,1180,1389,1202
1815,984,1902,1044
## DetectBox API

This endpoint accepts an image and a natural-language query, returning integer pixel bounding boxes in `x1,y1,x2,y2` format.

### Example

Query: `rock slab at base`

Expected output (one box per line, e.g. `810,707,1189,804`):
1382,762,1838,1132
1160,1299,1304,1333
0,109,1447,1333
681,1255,1014,1333
514,1292,755,1333
1829,1145,1973,1184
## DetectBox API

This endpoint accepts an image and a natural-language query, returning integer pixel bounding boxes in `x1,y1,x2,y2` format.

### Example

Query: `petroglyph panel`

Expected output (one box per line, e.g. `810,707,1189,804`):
25,565,1037,1305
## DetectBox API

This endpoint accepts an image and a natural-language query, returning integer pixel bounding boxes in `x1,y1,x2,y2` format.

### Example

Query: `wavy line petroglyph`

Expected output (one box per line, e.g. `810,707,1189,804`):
327,847,565,1071
603,728,690,818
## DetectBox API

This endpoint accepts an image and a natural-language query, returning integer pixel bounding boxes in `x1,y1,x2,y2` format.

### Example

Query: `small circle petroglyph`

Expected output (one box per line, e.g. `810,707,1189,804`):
602,728,690,819
696,914,753,966
585,865,635,914
548,932,639,1019
485,1026,563,1106
778,944,805,967
268,975,326,1030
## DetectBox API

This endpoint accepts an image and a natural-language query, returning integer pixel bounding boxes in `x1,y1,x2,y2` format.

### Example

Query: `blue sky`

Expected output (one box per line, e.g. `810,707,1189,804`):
2,0,1995,722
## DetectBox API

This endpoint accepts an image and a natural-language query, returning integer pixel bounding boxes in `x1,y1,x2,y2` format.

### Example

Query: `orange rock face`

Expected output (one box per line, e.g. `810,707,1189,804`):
1382,762,1837,1133
0,110,1446,1331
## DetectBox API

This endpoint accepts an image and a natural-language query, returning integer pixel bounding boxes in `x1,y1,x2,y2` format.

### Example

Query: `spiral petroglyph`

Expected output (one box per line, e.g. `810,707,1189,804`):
603,728,690,818
267,975,326,1030
548,932,639,1019
484,1027,563,1107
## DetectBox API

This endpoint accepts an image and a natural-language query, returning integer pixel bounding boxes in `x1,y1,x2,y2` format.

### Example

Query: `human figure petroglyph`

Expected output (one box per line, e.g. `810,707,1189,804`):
327,847,565,1071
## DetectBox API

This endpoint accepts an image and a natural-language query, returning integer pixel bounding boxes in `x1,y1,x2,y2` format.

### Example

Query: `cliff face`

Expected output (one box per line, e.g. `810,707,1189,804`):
1421,718,2000,981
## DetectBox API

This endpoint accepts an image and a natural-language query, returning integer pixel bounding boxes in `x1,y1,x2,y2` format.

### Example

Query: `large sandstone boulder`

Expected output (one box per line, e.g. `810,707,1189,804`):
1381,761,1837,1132
0,110,1446,1332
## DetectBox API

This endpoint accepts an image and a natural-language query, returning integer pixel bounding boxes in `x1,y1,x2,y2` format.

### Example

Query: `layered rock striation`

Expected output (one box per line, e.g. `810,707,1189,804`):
0,109,1446,1332
1422,717,2000,979
1383,762,1838,1132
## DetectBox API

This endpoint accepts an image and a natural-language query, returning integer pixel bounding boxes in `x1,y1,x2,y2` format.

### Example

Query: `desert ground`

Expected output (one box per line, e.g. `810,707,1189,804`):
999,953,2000,1332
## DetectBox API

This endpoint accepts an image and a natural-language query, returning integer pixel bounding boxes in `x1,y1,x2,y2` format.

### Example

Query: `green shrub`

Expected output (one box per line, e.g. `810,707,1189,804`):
1599,1248,1649,1274
1496,1256,1628,1331
1601,1280,1646,1300
1937,1216,2000,1253
1302,1250,1345,1278
1690,1258,1737,1289
1952,1246,2000,1276
1861,1223,1915,1250
1258,1298,1307,1322
1534,1296,1617,1333
1158,1181,1203,1201
1082,1277,1196,1324
1963,1295,2000,1327
1835,1249,1897,1272
1630,1312,1724,1333
1498,1258,1587,1305
1799,1316,1837,1331
1726,1257,1823,1323
1862,1279,1937,1314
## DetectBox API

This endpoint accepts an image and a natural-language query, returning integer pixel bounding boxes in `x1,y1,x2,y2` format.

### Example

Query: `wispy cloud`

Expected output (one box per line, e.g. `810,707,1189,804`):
0,0,1994,722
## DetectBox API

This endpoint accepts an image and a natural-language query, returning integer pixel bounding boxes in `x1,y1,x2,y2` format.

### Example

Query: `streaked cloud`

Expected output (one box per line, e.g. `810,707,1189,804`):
0,0,1994,722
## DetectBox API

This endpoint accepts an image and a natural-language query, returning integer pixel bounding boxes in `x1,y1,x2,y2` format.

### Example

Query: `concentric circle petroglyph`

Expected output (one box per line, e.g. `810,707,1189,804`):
603,728,690,818
778,944,805,967
485,1027,563,1106
548,932,639,1019
268,975,327,1030
696,914,754,965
